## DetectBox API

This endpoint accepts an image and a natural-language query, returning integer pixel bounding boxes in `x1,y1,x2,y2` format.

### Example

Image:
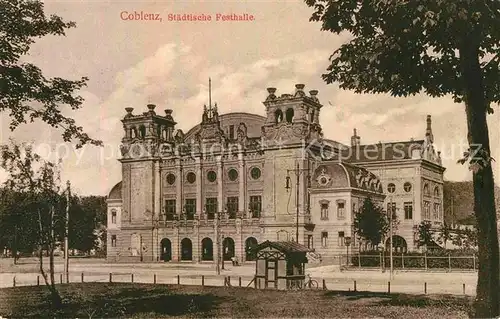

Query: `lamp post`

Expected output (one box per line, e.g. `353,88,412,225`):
285,162,311,243
387,199,394,278
215,206,227,275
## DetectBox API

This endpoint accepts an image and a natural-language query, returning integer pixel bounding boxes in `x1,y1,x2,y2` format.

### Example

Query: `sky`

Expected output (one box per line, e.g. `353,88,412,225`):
0,0,499,196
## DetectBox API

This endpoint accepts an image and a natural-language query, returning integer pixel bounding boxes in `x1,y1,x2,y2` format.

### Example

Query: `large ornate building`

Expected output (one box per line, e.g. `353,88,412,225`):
106,83,445,264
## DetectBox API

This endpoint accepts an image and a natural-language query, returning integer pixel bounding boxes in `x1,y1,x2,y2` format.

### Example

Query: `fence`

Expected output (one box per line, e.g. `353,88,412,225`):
345,253,477,271
5,271,475,296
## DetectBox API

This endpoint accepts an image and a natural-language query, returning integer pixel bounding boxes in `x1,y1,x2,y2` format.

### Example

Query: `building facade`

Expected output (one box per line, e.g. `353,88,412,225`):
106,84,445,263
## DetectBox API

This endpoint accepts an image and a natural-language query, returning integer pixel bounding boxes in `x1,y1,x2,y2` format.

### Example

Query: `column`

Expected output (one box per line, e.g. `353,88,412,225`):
154,161,161,218
217,155,223,211
195,157,202,217
175,158,182,216
238,152,245,217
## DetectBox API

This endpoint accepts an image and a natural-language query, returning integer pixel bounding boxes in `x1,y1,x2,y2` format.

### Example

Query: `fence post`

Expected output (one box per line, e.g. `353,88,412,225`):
463,283,465,295
354,280,357,292
448,254,451,272
239,277,242,287
13,276,16,287
424,282,427,294
402,253,404,269
60,273,63,284
131,273,134,283
473,255,476,270
109,273,112,283
177,275,180,285
81,272,84,283
154,274,156,284
424,253,427,271
380,253,383,271
388,281,390,294
202,275,205,287
322,279,326,290
37,275,40,286
227,276,231,286
358,254,361,268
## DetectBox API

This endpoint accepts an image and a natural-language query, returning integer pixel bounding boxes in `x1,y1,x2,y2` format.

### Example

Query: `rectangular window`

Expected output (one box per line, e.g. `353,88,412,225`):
404,202,413,220
185,199,196,220
307,235,314,249
338,231,345,246
433,203,439,219
111,235,117,247
206,198,217,220
165,199,176,220
229,125,235,140
249,196,262,218
423,201,430,220
111,210,117,224
320,203,329,220
227,196,238,219
321,232,328,247
337,201,345,219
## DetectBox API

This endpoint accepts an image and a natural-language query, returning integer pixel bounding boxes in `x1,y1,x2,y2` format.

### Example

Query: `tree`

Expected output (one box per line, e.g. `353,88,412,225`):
0,0,101,148
438,222,453,249
416,221,434,250
452,228,465,248
353,197,388,249
305,1,500,316
0,140,65,308
463,227,479,250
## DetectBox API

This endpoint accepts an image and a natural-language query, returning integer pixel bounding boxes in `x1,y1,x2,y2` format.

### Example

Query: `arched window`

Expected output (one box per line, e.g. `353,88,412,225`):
130,127,137,138
434,186,440,197
111,209,117,224
423,183,430,196
274,109,283,123
139,125,146,138
310,110,315,123
285,108,294,123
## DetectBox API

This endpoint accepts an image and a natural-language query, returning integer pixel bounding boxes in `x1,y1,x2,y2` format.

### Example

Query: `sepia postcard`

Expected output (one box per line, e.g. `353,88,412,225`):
0,0,499,318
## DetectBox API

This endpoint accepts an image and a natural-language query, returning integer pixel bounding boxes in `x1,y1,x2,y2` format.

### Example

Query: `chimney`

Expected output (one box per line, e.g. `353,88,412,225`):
351,128,361,146
425,114,434,143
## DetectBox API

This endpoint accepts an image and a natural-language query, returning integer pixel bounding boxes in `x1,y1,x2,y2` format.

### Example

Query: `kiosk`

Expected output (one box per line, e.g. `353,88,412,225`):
253,240,311,290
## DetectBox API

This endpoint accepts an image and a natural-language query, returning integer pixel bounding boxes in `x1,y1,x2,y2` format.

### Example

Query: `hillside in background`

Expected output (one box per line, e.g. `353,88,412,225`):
443,181,500,226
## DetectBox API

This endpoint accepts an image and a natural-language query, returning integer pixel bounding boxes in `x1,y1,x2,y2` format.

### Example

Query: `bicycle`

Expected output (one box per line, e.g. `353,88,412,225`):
304,275,319,289
288,275,319,290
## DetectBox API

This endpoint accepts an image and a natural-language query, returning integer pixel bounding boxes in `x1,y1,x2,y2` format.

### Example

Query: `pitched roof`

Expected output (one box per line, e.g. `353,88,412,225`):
340,140,425,163
254,240,312,254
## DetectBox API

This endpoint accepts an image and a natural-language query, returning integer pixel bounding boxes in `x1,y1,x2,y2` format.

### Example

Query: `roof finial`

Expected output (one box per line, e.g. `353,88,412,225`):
209,77,212,109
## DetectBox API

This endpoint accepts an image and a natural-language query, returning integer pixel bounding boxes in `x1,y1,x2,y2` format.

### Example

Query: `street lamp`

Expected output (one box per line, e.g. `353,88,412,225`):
285,162,310,243
215,205,227,275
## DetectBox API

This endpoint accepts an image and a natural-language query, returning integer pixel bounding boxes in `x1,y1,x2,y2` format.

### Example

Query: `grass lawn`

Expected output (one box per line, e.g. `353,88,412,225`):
0,283,472,318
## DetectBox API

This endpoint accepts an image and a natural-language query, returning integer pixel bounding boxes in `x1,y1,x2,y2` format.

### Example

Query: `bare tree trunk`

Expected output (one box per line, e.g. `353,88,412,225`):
37,207,62,309
460,36,500,318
